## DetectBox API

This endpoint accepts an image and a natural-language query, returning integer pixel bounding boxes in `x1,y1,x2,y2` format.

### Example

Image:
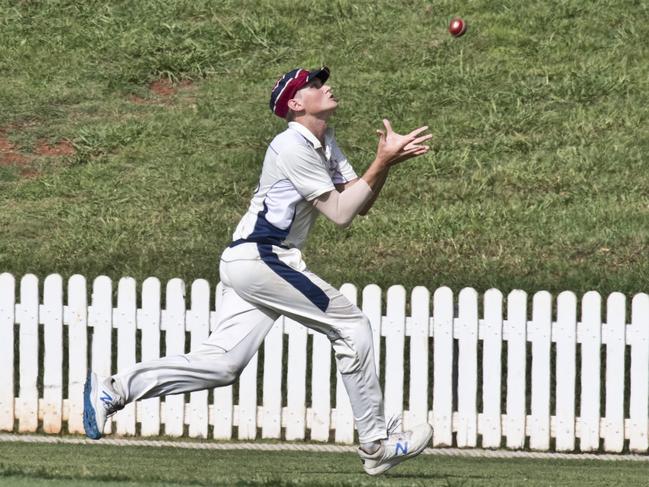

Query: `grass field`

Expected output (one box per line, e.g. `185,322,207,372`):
2,0,649,296
1,441,648,486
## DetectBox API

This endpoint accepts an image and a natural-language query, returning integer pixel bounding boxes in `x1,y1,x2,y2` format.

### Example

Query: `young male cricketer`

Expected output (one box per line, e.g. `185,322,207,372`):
84,66,433,475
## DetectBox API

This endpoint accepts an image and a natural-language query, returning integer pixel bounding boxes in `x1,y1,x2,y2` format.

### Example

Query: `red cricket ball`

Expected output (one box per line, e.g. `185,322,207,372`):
449,17,467,37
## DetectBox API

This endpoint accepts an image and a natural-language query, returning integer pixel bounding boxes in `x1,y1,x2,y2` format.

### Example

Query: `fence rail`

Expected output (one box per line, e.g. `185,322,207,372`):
0,272,648,452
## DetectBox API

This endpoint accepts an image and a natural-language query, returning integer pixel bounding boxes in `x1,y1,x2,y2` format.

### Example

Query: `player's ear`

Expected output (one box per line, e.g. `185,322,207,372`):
287,97,303,112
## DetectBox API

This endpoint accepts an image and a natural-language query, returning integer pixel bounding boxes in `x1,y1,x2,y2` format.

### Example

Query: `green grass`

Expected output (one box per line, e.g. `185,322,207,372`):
1,441,648,486
2,0,649,296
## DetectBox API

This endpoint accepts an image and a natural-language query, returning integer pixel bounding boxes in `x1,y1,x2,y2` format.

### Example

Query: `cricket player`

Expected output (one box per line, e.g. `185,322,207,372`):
84,66,433,475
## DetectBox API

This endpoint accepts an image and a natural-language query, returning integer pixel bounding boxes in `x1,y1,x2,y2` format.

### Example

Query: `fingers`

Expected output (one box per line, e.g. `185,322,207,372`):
410,133,433,145
394,147,429,163
401,143,431,155
399,147,429,158
383,119,393,134
403,135,432,151
407,125,430,138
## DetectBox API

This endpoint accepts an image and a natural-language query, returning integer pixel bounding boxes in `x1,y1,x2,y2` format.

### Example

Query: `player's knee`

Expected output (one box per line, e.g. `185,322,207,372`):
334,315,374,374
349,315,374,354
220,359,244,385
190,347,245,386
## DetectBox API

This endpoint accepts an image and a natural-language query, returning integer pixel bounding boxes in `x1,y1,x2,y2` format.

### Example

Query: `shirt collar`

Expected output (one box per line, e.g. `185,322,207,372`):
288,121,334,150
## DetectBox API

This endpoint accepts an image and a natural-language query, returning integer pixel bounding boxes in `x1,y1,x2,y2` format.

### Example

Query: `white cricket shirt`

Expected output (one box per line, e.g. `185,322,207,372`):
231,122,358,249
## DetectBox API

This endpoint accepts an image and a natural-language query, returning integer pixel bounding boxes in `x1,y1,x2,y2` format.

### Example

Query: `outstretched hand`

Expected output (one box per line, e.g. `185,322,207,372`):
375,119,432,166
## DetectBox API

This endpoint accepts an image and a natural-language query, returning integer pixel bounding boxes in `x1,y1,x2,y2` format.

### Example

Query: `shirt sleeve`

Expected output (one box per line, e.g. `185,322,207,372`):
331,139,358,184
276,145,335,201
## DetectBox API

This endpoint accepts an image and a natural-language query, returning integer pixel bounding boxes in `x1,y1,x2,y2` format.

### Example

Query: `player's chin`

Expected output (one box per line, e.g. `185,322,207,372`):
319,103,338,117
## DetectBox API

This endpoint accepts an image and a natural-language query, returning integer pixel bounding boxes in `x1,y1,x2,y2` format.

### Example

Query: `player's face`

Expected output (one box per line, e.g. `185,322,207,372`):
294,78,337,116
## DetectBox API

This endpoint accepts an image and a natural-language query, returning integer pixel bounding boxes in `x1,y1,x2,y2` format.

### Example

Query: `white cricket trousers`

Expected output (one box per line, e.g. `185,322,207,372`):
113,242,387,443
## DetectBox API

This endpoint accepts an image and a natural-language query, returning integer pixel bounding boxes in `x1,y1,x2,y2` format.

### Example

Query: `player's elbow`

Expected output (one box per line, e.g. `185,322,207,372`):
330,214,354,228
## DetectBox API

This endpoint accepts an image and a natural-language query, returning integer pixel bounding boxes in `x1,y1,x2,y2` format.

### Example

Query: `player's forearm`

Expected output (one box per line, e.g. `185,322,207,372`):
312,179,374,228
358,162,389,215
361,157,390,191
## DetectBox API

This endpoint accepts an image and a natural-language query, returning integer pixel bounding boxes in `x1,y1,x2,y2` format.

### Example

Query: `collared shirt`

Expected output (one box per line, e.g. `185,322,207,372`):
231,122,358,249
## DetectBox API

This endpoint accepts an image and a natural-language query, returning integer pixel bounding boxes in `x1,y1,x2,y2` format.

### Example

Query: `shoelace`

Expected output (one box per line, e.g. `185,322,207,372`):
103,382,125,417
386,415,402,436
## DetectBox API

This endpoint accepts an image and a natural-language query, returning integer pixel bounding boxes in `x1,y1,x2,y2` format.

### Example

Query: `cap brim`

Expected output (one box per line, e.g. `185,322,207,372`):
307,66,330,84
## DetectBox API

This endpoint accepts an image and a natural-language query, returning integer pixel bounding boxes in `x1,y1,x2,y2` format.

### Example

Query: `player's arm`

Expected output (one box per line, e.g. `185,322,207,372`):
335,169,388,216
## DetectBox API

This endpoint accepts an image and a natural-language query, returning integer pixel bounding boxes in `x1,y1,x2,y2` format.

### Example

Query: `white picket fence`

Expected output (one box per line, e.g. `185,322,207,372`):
1,272,648,452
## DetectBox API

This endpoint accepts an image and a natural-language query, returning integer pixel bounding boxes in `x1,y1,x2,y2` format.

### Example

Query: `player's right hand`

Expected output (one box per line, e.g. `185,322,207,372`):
375,119,432,166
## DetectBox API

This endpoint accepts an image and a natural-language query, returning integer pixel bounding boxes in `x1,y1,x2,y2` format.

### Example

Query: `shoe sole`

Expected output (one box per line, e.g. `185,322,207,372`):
364,425,433,476
83,371,102,440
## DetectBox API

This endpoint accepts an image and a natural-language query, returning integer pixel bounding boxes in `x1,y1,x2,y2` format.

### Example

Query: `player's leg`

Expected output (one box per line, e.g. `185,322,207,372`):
302,270,432,476
221,244,432,474
83,285,278,439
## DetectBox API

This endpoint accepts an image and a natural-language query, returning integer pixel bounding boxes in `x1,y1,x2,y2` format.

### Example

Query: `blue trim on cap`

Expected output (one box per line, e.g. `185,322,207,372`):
257,244,330,312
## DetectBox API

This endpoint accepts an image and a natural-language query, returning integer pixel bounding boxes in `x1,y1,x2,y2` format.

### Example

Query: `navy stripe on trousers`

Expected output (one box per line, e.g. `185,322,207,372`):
257,244,330,313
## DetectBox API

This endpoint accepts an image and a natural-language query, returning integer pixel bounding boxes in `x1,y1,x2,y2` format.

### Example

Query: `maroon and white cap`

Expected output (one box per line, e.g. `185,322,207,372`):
269,66,330,118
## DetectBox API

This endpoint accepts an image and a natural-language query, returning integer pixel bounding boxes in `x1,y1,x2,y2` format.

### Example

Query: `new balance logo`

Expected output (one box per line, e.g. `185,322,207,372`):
100,391,113,407
395,441,408,455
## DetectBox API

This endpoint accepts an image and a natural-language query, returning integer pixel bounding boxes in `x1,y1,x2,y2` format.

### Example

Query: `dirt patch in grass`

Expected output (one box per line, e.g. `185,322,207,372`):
0,134,29,166
129,79,195,105
35,139,76,156
19,167,41,178
150,78,193,96
150,79,177,96
1,130,74,178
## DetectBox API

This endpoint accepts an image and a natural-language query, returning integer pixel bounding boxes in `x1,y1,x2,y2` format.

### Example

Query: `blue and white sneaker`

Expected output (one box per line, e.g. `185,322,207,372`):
358,422,433,476
83,371,124,440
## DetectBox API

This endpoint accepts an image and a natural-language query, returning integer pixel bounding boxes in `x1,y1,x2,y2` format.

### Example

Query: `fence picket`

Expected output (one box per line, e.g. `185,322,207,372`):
18,274,39,433
529,291,551,450
506,290,527,449
362,284,382,376
310,327,331,441
237,349,258,440
67,275,87,434
188,279,210,439
286,318,307,440
555,292,577,451
42,274,63,433
334,284,356,444
456,288,478,447
579,291,601,451
164,279,186,437
140,277,161,436
0,273,15,431
481,289,503,448
407,287,429,430
212,283,233,440
604,293,625,452
90,276,113,434
384,286,406,429
115,278,137,435
261,318,283,439
629,294,649,452
433,287,453,446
